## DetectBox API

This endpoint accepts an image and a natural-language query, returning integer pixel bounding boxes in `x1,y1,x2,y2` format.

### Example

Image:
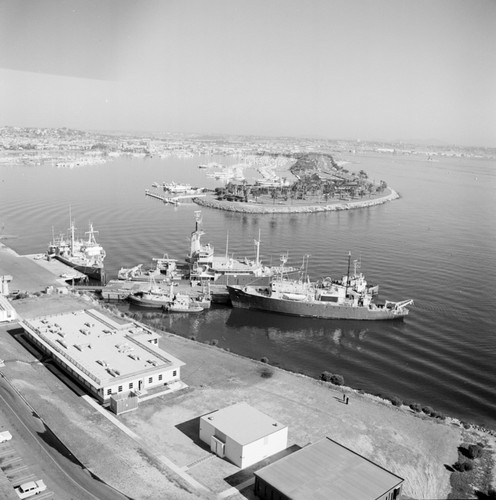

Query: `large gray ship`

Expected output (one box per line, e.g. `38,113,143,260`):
47,220,106,282
227,255,413,321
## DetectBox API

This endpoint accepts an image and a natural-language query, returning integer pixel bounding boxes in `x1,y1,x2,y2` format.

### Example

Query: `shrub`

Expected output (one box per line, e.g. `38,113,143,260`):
453,461,474,472
390,396,403,407
189,335,196,341
409,402,422,412
210,339,219,346
321,371,333,382
422,405,435,416
330,374,344,386
260,357,269,363
463,443,483,459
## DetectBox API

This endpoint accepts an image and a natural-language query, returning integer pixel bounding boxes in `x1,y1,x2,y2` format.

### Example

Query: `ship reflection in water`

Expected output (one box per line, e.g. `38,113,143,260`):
226,307,382,352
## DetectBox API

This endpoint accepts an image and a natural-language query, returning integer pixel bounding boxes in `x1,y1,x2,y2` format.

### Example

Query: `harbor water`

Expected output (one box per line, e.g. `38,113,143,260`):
1,152,495,429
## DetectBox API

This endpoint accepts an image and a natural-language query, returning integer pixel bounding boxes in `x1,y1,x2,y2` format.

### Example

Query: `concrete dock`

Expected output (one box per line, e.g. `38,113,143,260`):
0,244,83,294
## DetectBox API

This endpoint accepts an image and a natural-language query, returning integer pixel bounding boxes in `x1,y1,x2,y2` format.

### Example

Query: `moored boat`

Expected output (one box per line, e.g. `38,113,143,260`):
227,254,412,321
167,293,204,313
127,280,173,308
47,220,106,282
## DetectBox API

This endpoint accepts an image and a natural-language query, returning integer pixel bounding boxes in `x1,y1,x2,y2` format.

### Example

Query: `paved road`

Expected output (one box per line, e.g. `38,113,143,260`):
0,374,131,500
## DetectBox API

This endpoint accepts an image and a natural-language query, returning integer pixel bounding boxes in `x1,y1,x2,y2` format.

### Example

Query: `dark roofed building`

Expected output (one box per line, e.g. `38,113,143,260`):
254,437,404,500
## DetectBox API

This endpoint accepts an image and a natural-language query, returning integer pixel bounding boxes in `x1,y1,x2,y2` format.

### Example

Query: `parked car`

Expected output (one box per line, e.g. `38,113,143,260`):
0,430,12,443
14,480,47,499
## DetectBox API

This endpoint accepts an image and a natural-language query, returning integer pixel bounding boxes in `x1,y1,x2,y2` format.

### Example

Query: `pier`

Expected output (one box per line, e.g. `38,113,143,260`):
145,189,206,205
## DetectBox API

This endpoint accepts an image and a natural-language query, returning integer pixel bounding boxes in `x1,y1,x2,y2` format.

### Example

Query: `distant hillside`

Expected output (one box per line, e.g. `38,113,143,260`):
290,152,338,179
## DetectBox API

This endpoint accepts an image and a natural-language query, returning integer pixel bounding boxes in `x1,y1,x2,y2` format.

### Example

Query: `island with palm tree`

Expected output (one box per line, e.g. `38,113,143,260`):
194,152,398,213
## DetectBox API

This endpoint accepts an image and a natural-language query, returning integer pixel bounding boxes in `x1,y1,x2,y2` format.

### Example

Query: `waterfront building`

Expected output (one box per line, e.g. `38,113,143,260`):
254,437,404,500
199,402,288,469
20,308,184,404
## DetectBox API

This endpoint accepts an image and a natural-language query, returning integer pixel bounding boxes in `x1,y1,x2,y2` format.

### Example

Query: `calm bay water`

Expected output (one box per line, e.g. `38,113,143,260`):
1,152,495,429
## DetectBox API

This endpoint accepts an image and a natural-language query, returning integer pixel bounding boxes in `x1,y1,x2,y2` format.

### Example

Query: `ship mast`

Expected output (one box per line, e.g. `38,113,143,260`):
254,229,261,266
345,251,351,297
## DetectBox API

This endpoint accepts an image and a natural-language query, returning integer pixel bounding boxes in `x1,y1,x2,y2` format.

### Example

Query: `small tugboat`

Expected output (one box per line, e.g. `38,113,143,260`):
47,219,106,282
127,280,173,309
227,253,413,321
167,293,204,313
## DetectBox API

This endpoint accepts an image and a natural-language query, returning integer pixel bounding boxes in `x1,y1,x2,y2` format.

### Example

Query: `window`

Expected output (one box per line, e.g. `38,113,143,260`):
118,385,123,392
173,370,177,377
158,374,163,381
148,377,153,384
107,389,112,395
129,382,133,389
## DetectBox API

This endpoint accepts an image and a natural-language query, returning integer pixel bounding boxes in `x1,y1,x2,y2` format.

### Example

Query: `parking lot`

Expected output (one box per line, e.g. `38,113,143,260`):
0,437,53,499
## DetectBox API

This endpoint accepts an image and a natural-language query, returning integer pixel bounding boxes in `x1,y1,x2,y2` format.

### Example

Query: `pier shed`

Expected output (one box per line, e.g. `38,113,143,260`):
199,402,288,469
254,437,404,500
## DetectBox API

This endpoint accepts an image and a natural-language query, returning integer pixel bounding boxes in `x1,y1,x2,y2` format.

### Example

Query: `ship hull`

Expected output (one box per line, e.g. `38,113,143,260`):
128,294,170,309
53,255,105,282
227,286,408,321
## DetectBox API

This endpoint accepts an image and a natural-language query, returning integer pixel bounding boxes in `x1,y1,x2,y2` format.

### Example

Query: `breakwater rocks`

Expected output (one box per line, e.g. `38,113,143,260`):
194,189,400,214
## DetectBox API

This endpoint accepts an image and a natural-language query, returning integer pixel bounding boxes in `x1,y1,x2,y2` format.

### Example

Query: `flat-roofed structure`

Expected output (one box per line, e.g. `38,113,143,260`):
199,402,288,469
20,308,184,403
254,437,404,500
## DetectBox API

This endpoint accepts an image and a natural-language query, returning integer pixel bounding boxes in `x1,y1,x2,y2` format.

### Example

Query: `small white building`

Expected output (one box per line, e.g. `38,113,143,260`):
199,402,288,469
0,295,17,322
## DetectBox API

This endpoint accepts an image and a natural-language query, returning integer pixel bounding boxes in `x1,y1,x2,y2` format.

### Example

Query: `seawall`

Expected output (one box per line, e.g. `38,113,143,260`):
193,189,400,214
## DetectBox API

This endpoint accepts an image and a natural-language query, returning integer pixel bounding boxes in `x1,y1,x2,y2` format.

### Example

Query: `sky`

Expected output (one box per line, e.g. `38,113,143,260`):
0,0,495,147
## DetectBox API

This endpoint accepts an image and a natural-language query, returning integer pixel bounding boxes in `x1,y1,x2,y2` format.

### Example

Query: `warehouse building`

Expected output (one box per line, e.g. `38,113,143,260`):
254,437,404,500
199,402,288,469
20,308,184,405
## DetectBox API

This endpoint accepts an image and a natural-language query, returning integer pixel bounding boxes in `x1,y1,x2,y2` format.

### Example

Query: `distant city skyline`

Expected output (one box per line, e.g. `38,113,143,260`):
0,0,495,148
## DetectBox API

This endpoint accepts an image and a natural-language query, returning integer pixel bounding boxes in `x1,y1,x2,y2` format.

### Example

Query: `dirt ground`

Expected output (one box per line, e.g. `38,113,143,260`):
120,329,474,499
3,293,495,499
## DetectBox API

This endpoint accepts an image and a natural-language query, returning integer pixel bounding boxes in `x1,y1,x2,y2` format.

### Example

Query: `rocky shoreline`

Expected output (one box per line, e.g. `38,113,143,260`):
194,189,400,214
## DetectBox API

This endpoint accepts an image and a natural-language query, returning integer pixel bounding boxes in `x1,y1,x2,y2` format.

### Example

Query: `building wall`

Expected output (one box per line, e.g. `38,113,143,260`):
240,427,288,469
101,367,180,402
0,296,16,322
254,477,289,500
199,418,215,447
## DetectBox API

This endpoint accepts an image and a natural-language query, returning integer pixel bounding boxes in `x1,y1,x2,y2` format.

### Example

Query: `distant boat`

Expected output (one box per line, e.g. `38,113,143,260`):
47,219,106,282
227,254,413,321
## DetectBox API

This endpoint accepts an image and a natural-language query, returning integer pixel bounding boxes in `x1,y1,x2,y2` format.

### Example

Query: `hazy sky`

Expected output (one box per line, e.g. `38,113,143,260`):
0,0,495,146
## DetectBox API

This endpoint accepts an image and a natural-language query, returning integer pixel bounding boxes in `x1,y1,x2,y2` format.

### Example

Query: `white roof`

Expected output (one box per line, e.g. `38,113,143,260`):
21,308,184,388
201,402,286,445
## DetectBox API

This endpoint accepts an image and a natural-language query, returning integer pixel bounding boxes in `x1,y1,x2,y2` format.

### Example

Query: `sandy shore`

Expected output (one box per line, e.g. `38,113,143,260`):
193,189,399,214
